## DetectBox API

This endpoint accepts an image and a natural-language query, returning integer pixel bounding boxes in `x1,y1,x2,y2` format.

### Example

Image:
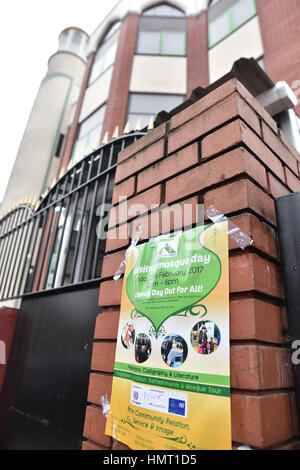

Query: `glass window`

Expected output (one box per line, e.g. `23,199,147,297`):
137,4,186,56
88,22,120,85
127,93,185,130
162,31,185,55
209,0,257,48
137,30,185,55
103,21,121,41
209,13,230,47
69,31,82,54
137,31,161,54
60,31,69,49
102,42,118,70
72,31,82,46
143,4,185,17
231,0,256,29
72,105,106,162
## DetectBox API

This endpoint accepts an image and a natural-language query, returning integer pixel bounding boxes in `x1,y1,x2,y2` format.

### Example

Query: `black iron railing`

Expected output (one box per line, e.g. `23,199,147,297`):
0,132,145,301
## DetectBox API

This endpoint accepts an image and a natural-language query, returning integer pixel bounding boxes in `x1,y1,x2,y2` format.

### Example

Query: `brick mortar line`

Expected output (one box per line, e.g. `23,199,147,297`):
82,438,112,450
100,245,282,284
98,287,285,306
269,438,300,450
240,142,295,191
115,145,200,196
91,338,290,348
229,290,285,307
89,370,114,377
231,388,295,396
114,142,250,203
117,125,168,165
109,173,277,233
229,339,291,349
97,292,286,311
230,245,280,264
117,113,241,181
168,90,261,137
167,115,240,157
93,339,117,344
116,136,295,208
237,113,300,178
237,94,300,169
118,94,297,182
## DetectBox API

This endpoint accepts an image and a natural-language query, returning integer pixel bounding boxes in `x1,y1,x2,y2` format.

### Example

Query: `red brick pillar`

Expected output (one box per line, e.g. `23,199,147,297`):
58,53,95,175
186,11,209,96
100,14,139,141
0,307,18,393
83,77,300,450
256,0,300,114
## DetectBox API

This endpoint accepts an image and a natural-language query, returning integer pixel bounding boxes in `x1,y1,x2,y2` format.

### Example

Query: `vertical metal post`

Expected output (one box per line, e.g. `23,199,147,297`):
276,191,300,430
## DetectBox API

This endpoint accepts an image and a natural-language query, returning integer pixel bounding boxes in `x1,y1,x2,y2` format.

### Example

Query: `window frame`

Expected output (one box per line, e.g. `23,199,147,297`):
71,105,106,162
142,3,185,18
126,92,186,130
160,30,186,56
208,0,257,49
88,23,120,87
136,29,186,57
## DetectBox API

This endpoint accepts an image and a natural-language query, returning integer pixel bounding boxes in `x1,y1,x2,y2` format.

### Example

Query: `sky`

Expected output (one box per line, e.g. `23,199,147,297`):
0,0,120,203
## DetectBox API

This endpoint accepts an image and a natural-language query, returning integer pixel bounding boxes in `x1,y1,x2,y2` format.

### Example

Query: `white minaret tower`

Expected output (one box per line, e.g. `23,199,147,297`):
1,27,89,212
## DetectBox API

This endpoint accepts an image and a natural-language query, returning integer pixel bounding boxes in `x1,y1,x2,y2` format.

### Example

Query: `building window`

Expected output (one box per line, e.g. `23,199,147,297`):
137,3,186,56
72,105,106,162
127,93,185,129
69,31,83,54
208,0,257,48
60,31,69,49
88,22,121,86
257,56,266,72
142,4,185,17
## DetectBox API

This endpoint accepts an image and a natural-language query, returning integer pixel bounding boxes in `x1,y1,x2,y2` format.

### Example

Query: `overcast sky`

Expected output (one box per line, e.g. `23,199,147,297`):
0,0,120,203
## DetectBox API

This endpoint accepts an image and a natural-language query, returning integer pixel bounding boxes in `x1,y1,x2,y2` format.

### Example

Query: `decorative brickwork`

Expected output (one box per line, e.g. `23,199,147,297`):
83,77,300,450
186,11,209,96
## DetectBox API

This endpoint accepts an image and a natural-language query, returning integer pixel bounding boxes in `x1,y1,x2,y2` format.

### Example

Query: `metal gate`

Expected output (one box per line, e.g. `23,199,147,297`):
0,132,145,449
0,133,144,301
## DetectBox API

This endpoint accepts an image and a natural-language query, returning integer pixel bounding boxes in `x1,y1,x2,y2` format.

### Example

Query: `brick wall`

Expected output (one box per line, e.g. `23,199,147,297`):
256,0,300,115
101,14,139,141
186,11,209,96
83,77,300,450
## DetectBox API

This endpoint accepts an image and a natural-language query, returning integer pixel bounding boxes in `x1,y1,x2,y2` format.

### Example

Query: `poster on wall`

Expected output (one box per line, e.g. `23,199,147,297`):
105,222,231,450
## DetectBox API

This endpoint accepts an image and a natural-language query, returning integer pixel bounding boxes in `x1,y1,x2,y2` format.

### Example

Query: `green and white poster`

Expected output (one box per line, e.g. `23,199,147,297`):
105,222,231,450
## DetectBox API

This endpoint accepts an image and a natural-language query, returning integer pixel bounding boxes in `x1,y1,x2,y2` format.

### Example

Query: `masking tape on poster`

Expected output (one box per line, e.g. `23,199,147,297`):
206,205,253,250
113,224,142,281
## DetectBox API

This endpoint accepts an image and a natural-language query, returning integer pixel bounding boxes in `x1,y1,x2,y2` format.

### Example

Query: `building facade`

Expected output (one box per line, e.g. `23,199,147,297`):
1,0,300,451
2,0,300,215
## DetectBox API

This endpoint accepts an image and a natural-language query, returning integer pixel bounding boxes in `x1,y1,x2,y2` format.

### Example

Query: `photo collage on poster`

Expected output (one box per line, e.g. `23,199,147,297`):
120,319,221,368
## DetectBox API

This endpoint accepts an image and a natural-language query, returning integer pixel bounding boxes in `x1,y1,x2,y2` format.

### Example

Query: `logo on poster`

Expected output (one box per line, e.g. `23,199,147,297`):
157,240,178,258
